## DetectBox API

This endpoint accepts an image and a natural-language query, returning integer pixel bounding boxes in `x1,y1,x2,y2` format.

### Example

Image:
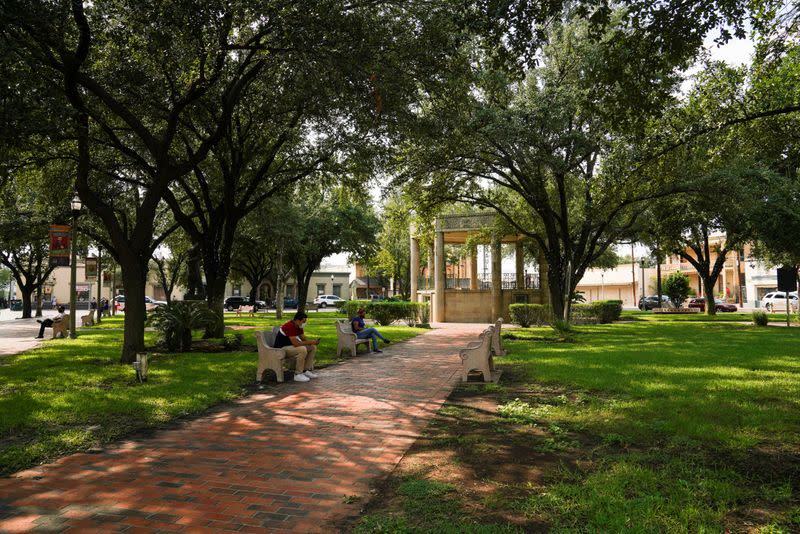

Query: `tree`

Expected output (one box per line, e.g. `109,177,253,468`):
287,187,380,312
663,272,691,309
150,239,189,309
399,15,704,321
3,1,316,362
374,193,413,299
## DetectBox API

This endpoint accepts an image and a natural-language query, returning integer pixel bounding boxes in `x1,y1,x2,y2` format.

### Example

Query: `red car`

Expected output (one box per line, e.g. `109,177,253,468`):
687,298,738,312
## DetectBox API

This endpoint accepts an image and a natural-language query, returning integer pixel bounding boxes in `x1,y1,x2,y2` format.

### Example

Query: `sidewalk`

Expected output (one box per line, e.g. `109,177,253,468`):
0,309,61,356
0,323,486,533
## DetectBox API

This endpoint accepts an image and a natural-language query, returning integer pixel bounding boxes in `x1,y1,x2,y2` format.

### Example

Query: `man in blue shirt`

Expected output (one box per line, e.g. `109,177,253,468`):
351,308,390,353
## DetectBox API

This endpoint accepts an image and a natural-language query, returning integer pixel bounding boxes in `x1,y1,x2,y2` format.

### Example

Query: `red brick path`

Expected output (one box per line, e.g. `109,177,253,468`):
0,323,486,533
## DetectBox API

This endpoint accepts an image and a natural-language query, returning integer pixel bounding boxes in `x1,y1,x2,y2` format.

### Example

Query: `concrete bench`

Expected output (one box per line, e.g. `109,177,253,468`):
459,325,495,382
336,319,371,358
255,327,295,383
52,315,70,339
236,305,255,317
81,310,95,327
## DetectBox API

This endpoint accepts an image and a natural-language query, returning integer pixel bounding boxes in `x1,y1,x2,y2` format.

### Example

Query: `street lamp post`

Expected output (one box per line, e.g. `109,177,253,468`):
330,274,335,296
69,194,82,339
639,258,646,304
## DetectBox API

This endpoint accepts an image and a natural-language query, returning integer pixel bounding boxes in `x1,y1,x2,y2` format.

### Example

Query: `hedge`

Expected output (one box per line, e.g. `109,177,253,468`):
339,300,430,326
508,300,622,327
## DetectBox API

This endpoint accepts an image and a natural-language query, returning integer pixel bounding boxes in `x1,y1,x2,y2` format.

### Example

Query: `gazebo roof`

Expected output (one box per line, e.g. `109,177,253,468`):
436,213,524,244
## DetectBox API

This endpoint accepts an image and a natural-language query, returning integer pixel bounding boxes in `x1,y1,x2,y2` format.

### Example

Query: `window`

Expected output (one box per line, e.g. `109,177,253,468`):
286,284,295,298
232,285,241,296
333,284,342,297
317,284,325,295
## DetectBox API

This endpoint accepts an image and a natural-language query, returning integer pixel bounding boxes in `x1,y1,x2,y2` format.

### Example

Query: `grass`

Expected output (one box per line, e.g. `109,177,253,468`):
0,311,425,475
354,320,800,533
622,309,794,323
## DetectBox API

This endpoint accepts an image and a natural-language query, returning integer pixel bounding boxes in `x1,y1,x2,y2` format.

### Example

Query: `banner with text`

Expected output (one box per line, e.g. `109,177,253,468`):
49,225,71,267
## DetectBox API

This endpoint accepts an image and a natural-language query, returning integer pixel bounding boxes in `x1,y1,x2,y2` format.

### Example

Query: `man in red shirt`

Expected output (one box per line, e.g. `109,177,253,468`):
274,311,319,382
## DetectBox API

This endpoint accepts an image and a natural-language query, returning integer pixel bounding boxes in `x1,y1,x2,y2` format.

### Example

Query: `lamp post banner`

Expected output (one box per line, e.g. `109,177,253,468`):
49,224,71,266
85,257,97,281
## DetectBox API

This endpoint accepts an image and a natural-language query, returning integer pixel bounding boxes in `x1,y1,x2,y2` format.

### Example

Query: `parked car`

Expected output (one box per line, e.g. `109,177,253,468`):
313,294,345,308
282,297,299,309
224,295,250,311
761,291,799,312
145,296,167,307
638,295,672,311
687,297,738,312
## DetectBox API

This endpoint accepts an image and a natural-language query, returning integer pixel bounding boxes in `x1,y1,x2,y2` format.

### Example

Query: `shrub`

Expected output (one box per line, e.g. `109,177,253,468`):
753,310,769,326
223,333,243,351
570,303,598,324
418,302,431,324
366,301,415,326
340,300,428,326
592,300,623,323
340,300,371,319
664,272,691,308
509,304,552,327
149,301,220,352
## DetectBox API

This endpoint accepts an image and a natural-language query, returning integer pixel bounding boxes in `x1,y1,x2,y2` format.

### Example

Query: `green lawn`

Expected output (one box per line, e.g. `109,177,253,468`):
355,320,800,533
0,312,424,475
622,309,793,323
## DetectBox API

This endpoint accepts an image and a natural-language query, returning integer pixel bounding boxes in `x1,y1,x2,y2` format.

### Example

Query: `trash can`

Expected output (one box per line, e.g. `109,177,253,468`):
9,299,22,311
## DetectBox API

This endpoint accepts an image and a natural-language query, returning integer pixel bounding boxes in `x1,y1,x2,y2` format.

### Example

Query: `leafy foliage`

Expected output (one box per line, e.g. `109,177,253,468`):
664,272,691,309
149,301,220,352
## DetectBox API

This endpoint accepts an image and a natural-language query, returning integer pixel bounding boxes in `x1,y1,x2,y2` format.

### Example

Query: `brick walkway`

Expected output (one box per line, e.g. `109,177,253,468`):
0,323,486,533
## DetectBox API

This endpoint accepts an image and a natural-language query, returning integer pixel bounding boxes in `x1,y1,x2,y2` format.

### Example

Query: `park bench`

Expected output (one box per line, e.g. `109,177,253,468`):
491,318,507,357
459,325,495,382
255,327,295,383
306,303,319,311
81,310,95,327
236,305,255,317
52,315,70,339
336,319,371,358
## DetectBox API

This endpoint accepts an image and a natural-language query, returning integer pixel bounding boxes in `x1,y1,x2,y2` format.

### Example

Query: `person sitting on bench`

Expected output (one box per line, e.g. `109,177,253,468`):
274,311,320,382
36,306,65,339
350,308,390,353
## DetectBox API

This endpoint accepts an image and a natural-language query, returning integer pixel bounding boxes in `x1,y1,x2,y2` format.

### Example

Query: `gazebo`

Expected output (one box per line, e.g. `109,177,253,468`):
410,213,549,323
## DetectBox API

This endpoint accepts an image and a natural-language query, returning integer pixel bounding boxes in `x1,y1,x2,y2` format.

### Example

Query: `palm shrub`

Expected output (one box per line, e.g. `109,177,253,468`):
149,301,220,352
752,310,769,326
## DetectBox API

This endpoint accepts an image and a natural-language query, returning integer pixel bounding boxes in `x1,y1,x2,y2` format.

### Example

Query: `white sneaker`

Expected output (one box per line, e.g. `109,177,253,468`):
293,373,310,382
304,370,318,379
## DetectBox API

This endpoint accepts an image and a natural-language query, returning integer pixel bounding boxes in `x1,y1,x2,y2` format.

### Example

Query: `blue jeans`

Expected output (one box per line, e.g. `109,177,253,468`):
357,327,386,350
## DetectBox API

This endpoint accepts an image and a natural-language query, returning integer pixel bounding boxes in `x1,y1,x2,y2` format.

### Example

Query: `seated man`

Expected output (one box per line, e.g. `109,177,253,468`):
36,306,65,339
274,311,320,382
350,308,390,353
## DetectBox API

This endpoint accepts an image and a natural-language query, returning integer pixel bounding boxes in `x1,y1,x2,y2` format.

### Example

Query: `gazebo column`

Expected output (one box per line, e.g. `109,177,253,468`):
515,240,525,289
491,237,502,320
427,244,434,289
433,223,446,322
538,250,550,304
470,247,478,290
409,226,420,303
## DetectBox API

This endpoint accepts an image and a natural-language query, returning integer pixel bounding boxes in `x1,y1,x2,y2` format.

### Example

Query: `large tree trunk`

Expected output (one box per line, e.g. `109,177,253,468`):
703,277,717,316
35,287,43,317
546,261,569,321
120,265,148,364
20,284,33,319
205,276,227,338
297,271,313,313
